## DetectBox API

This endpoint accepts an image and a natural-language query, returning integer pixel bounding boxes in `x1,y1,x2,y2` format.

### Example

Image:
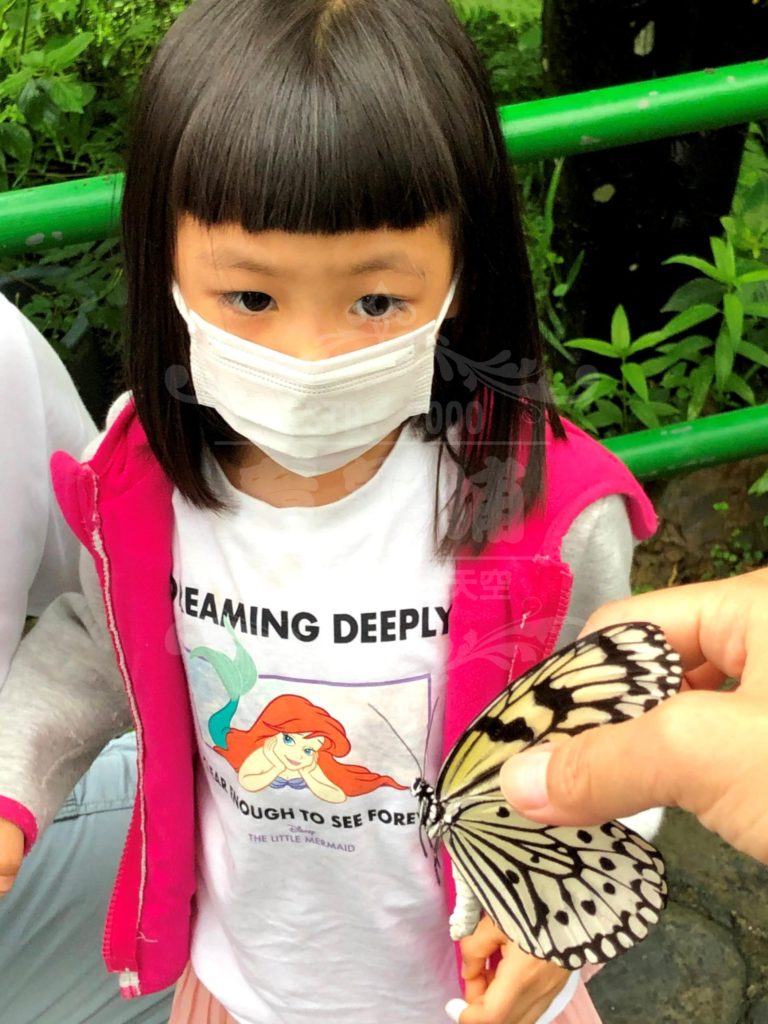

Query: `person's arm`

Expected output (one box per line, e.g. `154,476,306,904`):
0,296,96,688
0,550,131,893
500,568,768,863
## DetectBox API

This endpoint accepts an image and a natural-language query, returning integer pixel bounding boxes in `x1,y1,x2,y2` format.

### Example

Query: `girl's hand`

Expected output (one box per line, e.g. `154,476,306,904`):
0,818,24,897
451,915,570,1024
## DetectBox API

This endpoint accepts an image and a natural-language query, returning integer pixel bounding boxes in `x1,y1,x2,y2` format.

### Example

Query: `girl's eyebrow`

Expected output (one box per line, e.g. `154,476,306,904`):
200,249,426,280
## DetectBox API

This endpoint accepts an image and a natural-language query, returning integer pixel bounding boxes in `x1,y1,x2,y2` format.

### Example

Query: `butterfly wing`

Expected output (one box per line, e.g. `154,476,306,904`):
442,793,666,967
432,623,682,965
438,622,683,803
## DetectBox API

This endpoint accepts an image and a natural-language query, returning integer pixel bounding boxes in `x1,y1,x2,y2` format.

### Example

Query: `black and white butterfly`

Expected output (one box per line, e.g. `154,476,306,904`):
411,622,683,969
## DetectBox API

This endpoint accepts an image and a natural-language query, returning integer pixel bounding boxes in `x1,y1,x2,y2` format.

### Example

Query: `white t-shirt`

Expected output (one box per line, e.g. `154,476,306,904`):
0,293,96,687
171,424,636,1024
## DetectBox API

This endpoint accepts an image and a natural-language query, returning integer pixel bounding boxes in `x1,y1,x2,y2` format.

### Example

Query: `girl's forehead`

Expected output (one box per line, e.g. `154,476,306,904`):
176,214,453,278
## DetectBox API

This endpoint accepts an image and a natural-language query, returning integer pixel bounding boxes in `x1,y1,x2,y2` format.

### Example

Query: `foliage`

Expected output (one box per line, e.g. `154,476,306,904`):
455,2,544,106
2,0,768,444
0,0,186,189
705,502,765,580
0,0,187,410
554,205,768,435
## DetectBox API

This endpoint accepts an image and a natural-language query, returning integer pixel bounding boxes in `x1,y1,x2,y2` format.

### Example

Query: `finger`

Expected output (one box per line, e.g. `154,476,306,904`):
460,916,506,966
0,819,24,896
500,692,714,824
455,958,566,1024
580,571,768,689
685,662,727,691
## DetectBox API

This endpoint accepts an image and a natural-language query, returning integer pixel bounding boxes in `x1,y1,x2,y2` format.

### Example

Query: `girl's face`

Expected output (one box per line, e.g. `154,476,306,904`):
276,732,323,770
174,214,456,360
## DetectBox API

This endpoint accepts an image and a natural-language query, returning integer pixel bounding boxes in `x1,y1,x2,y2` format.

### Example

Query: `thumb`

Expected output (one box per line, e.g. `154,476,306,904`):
499,706,682,825
0,818,25,896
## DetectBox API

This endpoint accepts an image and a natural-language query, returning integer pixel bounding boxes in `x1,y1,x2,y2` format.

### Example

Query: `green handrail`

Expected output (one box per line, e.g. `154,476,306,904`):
602,406,768,480
2,58,768,482
1,58,767,255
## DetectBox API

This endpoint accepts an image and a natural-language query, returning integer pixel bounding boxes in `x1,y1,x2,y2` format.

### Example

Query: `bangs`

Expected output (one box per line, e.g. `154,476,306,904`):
165,0,484,233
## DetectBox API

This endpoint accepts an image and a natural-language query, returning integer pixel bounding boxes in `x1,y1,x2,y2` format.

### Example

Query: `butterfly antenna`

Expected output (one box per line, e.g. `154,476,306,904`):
422,697,440,776
368,704,422,776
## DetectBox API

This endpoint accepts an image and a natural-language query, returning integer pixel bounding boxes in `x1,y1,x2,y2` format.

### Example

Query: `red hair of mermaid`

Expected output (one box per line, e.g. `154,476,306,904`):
215,693,406,795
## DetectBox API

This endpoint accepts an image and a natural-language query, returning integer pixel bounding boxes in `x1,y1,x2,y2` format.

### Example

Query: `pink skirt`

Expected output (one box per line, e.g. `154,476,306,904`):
169,963,238,1024
168,962,603,1023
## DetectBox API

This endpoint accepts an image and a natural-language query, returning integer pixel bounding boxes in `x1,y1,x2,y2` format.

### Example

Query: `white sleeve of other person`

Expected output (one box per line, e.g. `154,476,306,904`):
0,292,96,687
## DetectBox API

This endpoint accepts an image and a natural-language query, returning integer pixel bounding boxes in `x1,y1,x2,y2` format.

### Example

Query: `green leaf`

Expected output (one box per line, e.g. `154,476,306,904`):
43,33,95,73
658,334,712,362
736,340,768,370
610,305,631,355
0,123,32,164
627,398,659,430
655,303,721,341
661,277,725,313
621,362,649,401
574,374,618,406
711,236,736,282
640,354,675,377
48,77,96,114
588,400,624,430
714,327,735,392
664,254,726,282
627,330,665,355
564,337,617,358
735,268,768,286
723,374,755,406
748,468,768,497
16,79,62,132
687,360,714,420
723,293,744,347
0,67,34,102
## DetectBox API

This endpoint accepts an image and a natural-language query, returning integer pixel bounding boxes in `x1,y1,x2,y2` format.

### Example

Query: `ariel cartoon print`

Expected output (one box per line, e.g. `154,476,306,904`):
189,623,406,804
217,694,407,803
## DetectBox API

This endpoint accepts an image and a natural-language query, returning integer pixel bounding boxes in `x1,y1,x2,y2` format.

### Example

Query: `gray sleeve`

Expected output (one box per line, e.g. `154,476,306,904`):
0,549,132,841
557,494,664,841
556,493,634,648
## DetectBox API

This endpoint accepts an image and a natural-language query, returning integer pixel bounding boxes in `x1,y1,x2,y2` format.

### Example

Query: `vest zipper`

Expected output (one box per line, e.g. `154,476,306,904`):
89,485,148,996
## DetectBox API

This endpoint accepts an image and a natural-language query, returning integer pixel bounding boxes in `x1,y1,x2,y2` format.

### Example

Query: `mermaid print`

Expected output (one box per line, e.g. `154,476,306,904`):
189,625,407,803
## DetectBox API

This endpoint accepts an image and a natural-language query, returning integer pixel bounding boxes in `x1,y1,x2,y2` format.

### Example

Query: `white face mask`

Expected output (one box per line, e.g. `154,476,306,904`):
171,278,457,477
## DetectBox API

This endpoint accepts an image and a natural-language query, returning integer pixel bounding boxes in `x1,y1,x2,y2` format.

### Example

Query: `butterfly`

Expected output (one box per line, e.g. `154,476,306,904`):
411,622,684,969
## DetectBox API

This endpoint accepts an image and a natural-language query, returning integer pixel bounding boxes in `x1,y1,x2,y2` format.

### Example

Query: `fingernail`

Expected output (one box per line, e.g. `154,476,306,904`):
502,748,552,810
445,998,468,1023
0,876,14,894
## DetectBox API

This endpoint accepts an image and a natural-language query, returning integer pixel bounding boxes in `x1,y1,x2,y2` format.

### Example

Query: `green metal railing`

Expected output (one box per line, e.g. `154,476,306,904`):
2,58,768,479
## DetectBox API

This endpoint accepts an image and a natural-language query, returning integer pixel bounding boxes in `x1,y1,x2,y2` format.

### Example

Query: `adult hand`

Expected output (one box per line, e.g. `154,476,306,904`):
500,569,768,863
0,817,24,896
446,915,570,1024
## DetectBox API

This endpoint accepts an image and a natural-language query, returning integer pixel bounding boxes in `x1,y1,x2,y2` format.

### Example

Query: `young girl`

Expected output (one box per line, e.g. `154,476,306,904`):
0,1,660,1022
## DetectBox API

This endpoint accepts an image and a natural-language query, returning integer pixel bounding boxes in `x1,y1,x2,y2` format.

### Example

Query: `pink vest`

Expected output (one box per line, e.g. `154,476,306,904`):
42,401,654,996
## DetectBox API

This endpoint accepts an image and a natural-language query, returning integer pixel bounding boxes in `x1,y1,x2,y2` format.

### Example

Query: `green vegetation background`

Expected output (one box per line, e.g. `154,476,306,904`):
1,0,767,458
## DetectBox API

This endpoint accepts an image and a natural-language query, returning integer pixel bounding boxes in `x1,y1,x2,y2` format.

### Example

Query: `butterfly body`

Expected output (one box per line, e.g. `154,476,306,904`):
420,622,683,969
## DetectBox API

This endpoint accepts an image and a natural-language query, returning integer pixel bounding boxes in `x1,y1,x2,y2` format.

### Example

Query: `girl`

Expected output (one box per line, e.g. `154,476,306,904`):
0,1,660,1022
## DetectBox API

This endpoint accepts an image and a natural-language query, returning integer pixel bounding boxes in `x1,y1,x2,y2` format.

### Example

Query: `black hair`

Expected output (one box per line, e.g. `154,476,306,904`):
122,0,564,554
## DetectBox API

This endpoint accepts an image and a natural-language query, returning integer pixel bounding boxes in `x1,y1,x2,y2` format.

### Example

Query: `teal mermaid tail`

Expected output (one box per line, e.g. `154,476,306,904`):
208,698,240,748
189,621,258,749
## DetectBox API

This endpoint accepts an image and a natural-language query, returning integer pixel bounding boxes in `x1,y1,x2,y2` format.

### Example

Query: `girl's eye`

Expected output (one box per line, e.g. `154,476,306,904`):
303,748,313,757
282,734,295,746
353,294,408,319
224,291,274,313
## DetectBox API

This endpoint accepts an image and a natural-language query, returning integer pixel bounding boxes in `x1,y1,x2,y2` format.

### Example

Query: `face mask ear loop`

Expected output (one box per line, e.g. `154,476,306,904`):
171,281,192,323
434,276,459,340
